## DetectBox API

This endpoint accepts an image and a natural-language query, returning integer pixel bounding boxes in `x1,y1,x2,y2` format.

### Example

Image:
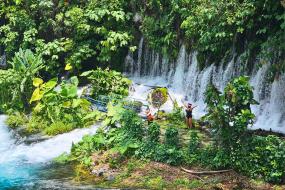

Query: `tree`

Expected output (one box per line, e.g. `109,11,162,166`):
148,87,168,118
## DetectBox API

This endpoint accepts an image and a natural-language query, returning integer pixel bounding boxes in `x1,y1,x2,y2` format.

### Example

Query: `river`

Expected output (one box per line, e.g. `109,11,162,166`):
0,115,101,189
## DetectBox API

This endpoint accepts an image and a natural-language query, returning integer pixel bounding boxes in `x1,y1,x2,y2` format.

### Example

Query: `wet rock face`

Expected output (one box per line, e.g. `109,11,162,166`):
10,127,51,145
23,134,51,144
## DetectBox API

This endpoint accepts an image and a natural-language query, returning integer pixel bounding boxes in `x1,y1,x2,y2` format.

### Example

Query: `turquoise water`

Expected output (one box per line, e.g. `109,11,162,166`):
0,115,100,189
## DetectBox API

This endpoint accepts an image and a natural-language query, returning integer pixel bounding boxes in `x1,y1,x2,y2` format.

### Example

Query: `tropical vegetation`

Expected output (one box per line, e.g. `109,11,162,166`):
0,0,285,189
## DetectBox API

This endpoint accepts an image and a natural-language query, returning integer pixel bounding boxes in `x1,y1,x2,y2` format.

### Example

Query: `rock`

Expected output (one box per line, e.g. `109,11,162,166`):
106,174,115,181
91,168,105,177
23,134,51,144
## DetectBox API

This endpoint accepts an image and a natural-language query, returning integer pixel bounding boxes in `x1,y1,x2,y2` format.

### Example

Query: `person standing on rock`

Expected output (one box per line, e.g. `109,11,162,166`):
184,103,197,128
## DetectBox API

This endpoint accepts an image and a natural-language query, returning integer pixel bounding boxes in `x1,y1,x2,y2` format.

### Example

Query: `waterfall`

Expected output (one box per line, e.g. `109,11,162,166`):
172,45,187,92
136,38,144,77
125,38,285,133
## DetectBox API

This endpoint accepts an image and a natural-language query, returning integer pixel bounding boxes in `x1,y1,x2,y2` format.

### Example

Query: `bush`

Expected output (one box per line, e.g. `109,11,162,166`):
165,126,179,148
205,76,257,150
203,76,285,183
26,114,49,134
154,144,183,166
28,76,94,135
0,49,43,113
188,131,200,154
166,101,184,125
147,122,160,143
120,109,144,140
135,122,160,159
245,135,285,183
81,68,131,98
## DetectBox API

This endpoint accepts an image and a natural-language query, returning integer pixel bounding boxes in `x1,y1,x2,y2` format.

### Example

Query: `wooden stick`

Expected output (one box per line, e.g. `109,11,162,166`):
181,167,232,175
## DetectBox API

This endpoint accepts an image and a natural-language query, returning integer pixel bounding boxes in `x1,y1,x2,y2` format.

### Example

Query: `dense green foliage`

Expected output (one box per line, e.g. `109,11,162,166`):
0,49,43,112
2,1,284,76
64,103,183,166
60,76,285,184
195,76,285,183
28,76,100,135
205,76,257,149
7,76,103,136
139,0,285,75
81,68,131,98
1,0,285,186
0,0,136,73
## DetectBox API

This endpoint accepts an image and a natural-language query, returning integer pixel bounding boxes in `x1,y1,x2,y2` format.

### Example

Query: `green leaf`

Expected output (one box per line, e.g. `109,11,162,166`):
70,76,79,86
72,99,82,108
44,78,57,90
80,70,93,77
62,101,72,108
14,0,22,5
68,86,78,97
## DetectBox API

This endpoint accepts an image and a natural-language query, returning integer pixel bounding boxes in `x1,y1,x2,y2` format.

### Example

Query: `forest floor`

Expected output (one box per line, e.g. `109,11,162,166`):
72,120,285,190
74,155,285,190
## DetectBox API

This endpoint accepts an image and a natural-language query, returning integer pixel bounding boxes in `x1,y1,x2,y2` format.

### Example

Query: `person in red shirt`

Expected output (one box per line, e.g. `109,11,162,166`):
145,107,154,123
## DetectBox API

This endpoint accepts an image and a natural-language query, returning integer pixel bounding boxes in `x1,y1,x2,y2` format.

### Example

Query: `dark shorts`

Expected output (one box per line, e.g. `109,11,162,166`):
186,113,192,119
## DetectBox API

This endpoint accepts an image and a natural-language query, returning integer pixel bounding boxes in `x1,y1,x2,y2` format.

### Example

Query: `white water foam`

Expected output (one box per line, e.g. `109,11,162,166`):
0,116,99,164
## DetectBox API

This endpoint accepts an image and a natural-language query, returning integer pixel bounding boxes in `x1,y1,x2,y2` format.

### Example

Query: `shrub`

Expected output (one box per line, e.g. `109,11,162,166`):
147,122,160,143
245,135,285,183
166,100,184,125
69,130,107,166
0,49,43,112
135,122,161,160
120,109,144,140
165,126,179,148
81,68,131,98
188,131,200,154
205,76,257,150
154,144,183,166
28,76,93,135
204,76,285,183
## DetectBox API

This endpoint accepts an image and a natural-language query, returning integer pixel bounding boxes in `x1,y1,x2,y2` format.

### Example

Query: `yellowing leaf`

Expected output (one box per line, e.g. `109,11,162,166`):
62,101,71,108
30,88,43,103
65,63,73,71
33,78,43,87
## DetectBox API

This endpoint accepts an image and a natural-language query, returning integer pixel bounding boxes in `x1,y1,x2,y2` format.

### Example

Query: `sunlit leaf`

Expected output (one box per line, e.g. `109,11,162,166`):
33,78,44,87
65,63,73,71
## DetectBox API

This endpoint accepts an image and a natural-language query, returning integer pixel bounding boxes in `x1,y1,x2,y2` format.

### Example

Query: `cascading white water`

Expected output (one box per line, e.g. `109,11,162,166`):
0,115,99,188
125,38,285,133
